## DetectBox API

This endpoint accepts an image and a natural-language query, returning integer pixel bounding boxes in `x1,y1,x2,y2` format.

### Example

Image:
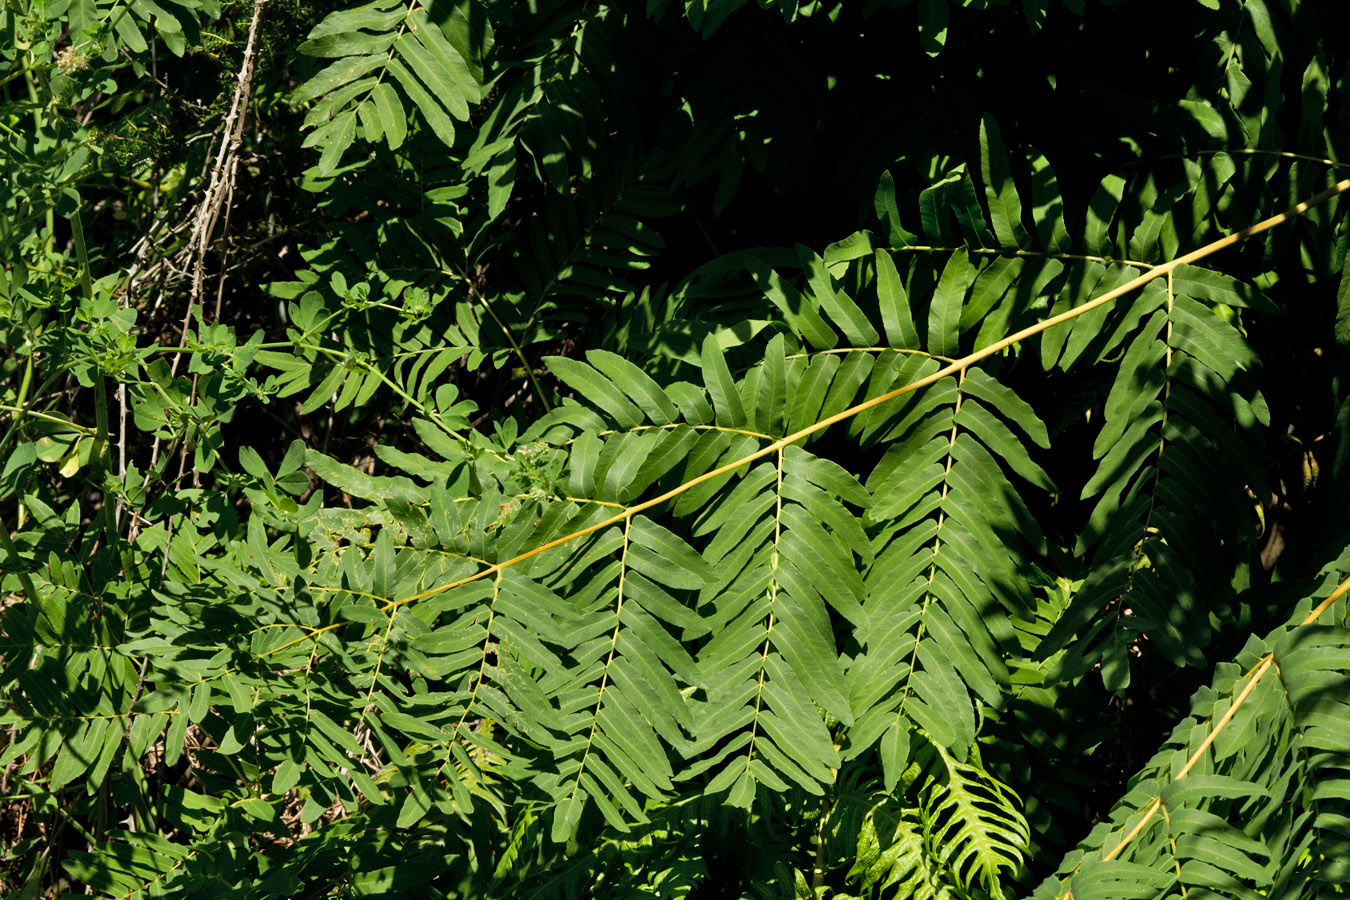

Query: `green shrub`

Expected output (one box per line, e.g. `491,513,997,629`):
3,1,1350,898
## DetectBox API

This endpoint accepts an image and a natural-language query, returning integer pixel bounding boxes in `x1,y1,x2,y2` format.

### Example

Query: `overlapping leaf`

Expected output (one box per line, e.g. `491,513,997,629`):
295,0,486,172
1037,271,1272,692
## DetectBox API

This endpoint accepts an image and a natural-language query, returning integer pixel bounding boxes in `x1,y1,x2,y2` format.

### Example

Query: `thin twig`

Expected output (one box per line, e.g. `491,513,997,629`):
148,0,268,475
116,382,127,535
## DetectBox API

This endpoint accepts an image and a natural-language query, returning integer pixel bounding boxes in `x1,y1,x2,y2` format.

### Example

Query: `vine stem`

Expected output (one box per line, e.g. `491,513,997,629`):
70,207,118,546
465,276,554,412
262,177,1350,657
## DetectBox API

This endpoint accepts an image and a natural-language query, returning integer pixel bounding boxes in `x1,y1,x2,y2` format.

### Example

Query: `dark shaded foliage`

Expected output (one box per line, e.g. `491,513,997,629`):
4,1,1350,898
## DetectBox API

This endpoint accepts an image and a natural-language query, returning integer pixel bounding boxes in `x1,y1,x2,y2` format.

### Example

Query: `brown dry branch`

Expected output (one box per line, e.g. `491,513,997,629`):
147,0,270,483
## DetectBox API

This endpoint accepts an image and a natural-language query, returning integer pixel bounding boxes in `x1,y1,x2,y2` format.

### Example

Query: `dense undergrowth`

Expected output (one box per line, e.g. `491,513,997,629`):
4,0,1350,898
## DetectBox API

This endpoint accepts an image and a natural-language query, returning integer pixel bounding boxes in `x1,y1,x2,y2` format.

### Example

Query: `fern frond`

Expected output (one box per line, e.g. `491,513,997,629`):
920,738,1030,900
1037,269,1272,690
851,805,953,900
295,0,486,171
265,178,1350,866
510,168,682,317
1032,568,1350,900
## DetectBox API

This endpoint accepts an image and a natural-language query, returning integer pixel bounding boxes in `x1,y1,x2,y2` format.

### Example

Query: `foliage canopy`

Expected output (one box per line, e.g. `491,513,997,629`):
4,0,1350,898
